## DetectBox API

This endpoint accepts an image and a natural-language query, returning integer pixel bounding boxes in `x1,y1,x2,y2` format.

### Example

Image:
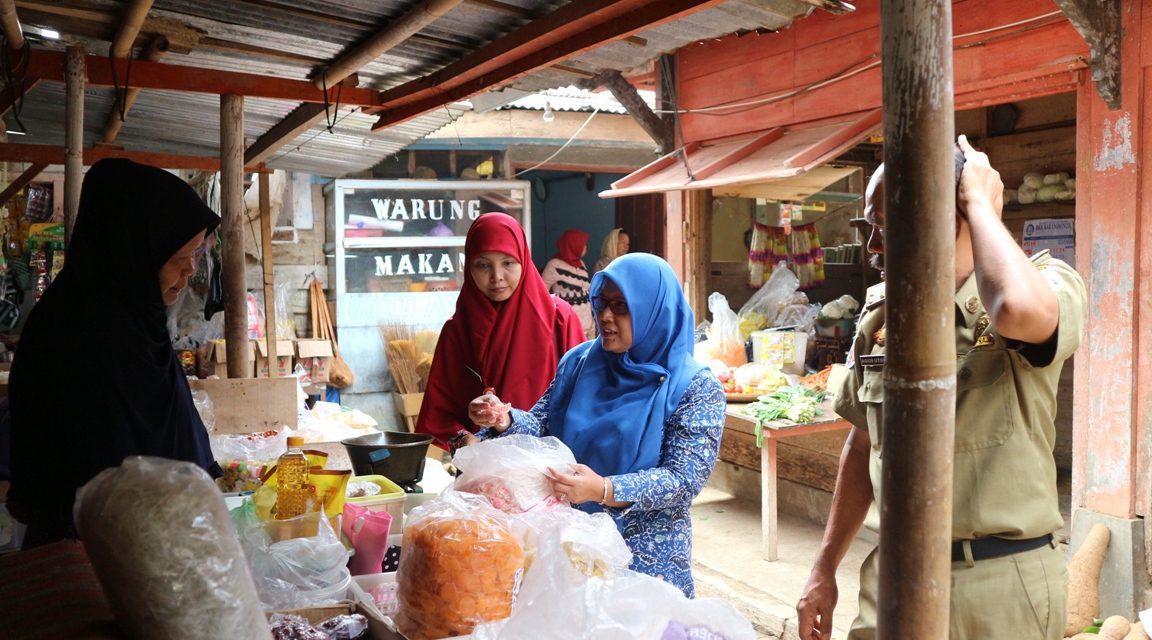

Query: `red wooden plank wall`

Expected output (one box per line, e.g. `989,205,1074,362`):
676,0,1088,143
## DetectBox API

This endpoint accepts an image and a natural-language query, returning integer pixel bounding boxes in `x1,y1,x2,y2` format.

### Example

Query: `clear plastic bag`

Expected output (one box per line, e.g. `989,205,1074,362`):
452,435,578,513
395,490,525,640
74,457,272,639
211,429,289,466
696,292,746,367
192,386,215,432
737,262,800,339
472,523,754,640
234,500,352,610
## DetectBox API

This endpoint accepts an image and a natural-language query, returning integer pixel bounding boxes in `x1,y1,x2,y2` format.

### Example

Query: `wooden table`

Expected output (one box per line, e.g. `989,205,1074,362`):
724,401,852,561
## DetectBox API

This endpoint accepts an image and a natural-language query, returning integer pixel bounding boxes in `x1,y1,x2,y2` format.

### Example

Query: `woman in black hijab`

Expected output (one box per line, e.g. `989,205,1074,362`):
8,158,222,548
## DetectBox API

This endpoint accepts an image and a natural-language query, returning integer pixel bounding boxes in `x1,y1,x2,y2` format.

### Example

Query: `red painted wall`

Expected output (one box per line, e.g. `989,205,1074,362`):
1073,0,1147,521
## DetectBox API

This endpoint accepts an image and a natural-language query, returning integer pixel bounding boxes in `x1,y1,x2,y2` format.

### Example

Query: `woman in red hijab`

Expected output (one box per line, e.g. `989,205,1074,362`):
541,229,594,339
416,213,585,449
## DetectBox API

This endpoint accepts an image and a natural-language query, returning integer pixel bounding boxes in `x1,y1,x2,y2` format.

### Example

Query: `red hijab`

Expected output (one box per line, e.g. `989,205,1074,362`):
554,229,589,269
416,212,584,447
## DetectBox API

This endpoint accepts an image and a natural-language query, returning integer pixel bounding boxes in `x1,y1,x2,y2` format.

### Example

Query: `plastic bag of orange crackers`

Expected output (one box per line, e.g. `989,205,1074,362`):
394,489,525,640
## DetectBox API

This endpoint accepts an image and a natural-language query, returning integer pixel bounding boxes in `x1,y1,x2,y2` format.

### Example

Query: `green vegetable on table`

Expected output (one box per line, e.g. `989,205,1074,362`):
742,386,828,424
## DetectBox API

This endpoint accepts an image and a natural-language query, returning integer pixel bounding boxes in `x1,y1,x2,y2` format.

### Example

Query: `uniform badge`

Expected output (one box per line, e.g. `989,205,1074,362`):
973,313,993,348
873,326,886,347
858,354,886,369
965,296,980,314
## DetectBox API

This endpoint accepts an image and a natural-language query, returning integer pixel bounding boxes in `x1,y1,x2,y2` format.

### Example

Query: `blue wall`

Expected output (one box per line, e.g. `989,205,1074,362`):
526,171,624,272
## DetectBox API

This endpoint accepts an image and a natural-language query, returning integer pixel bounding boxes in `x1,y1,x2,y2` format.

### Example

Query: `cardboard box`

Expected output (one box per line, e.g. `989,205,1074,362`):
188,377,298,433
391,392,424,433
267,600,403,640
254,339,295,378
295,339,333,384
204,339,255,379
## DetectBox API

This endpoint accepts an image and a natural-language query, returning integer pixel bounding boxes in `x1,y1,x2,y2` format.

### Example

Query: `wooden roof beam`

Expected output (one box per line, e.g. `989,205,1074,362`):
25,50,381,107
0,142,266,172
580,69,671,153
244,74,359,166
312,0,464,89
1053,0,1120,109
369,0,727,131
255,0,463,169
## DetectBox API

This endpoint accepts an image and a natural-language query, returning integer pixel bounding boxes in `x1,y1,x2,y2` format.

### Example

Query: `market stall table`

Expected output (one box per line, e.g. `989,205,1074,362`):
724,400,851,561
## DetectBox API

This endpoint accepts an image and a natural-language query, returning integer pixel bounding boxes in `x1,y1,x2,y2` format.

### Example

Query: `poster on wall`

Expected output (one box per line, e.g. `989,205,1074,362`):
1021,218,1075,267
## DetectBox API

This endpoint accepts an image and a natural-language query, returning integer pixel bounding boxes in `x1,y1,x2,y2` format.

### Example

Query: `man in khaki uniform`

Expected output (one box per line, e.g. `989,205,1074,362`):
795,135,1087,640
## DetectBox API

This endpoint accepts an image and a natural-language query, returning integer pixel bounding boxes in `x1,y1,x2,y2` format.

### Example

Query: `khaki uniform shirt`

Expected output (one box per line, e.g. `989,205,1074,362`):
834,251,1087,539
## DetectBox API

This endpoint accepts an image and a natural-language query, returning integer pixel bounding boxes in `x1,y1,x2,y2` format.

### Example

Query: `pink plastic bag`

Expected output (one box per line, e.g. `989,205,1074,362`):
341,503,392,576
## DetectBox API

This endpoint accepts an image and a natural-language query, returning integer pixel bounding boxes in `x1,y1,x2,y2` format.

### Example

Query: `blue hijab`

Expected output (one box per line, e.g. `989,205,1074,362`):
548,253,705,478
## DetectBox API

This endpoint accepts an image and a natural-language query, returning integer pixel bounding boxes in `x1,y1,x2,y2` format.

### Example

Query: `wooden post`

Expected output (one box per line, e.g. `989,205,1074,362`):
685,189,710,317
64,46,84,248
259,171,278,374
875,1,956,638
220,94,251,378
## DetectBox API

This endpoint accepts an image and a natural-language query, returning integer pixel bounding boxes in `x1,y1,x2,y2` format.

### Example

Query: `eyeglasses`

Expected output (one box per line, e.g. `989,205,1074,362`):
591,296,629,316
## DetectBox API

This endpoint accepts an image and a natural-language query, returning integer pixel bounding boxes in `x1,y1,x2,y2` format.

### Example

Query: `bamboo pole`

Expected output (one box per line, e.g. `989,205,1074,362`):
110,0,154,58
875,1,957,638
259,171,278,374
0,0,23,50
63,46,84,249
220,94,251,378
312,0,463,89
102,36,169,144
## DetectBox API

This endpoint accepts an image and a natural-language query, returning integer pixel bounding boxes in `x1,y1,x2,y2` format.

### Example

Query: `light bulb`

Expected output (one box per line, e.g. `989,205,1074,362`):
542,101,555,123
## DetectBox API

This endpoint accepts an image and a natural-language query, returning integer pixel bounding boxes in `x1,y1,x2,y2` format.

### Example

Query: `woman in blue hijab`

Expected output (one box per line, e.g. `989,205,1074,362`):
470,253,725,597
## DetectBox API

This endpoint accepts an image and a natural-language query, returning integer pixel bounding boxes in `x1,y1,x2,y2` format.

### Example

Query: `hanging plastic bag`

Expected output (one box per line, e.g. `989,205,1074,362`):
694,292,746,367
737,262,799,339
342,502,392,576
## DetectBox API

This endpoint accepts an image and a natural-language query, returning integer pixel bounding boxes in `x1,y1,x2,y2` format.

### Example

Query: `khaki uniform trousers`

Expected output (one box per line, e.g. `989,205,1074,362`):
848,541,1066,640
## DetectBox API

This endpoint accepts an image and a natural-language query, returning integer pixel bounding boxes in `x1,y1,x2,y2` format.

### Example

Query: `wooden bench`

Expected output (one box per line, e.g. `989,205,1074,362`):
724,402,852,561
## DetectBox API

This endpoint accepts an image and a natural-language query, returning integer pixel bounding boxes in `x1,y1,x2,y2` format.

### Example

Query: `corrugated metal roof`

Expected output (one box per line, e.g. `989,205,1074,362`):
500,86,655,114
4,0,823,177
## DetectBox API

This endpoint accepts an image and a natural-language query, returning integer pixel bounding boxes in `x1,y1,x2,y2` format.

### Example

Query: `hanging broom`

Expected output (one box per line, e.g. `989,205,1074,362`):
310,279,355,389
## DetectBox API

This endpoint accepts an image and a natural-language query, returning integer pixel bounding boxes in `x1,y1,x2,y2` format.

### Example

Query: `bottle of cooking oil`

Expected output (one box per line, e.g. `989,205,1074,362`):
275,436,309,519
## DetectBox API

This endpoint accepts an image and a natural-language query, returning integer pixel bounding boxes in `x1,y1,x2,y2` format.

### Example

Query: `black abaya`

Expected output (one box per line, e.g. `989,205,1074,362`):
8,159,222,546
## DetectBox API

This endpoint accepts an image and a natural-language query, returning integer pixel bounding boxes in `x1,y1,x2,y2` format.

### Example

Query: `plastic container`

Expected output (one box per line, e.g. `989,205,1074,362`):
297,571,352,606
750,330,809,375
262,510,325,543
353,571,399,616
346,475,407,527
341,431,434,490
